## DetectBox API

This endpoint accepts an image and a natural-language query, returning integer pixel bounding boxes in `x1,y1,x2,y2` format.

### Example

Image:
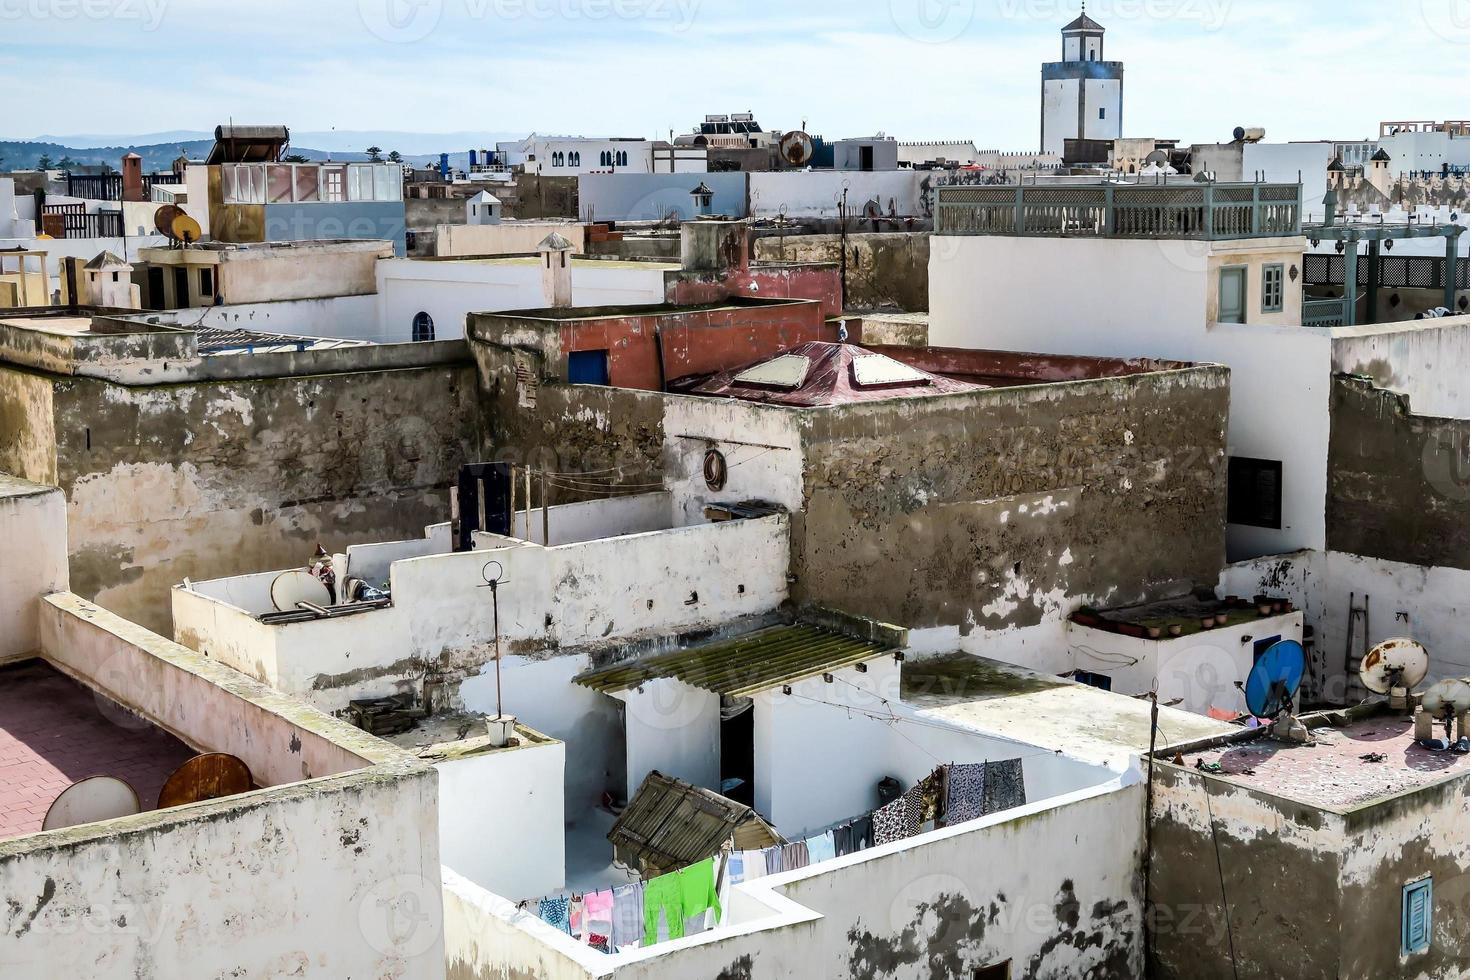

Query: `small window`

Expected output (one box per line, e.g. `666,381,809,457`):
1403,878,1432,956
1073,671,1113,692
1227,457,1283,530
198,267,214,299
568,349,611,386
1262,264,1285,313
412,312,435,342
973,963,1012,980
1099,107,1106,120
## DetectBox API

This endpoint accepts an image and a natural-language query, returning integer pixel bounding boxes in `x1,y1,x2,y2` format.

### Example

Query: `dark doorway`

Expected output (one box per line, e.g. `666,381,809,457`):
720,698,754,807
146,266,165,310
172,266,190,308
455,461,512,551
859,145,875,172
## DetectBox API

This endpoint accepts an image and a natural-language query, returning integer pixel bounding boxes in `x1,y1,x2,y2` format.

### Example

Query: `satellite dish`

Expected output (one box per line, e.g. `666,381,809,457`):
270,568,332,612
154,204,186,238
1245,639,1306,718
171,213,202,245
778,130,814,168
1422,679,1470,717
156,753,254,809
42,776,141,831
1359,638,1430,695
863,199,883,221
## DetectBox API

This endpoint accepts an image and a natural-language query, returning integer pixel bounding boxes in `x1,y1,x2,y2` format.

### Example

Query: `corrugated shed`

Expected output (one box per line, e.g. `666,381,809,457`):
608,771,782,877
575,624,894,698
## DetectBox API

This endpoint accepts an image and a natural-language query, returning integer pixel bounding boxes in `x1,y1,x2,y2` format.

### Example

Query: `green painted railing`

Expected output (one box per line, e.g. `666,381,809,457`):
1302,295,1356,328
936,182,1303,240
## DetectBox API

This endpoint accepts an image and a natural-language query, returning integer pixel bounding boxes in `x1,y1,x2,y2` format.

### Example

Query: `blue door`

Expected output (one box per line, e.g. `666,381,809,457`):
568,350,610,385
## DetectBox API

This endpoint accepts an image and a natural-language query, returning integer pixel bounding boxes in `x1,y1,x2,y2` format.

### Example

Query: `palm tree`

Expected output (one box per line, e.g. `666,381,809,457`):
365,146,383,162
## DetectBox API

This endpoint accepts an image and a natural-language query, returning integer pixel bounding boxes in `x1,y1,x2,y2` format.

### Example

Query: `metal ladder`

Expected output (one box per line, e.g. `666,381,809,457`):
1344,593,1371,703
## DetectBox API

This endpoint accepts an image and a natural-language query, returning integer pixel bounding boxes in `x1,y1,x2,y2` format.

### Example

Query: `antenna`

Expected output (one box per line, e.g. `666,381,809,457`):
1244,639,1311,744
479,560,517,746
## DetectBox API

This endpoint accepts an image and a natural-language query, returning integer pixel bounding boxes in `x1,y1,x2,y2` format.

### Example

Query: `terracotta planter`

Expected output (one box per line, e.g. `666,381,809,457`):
1258,604,1274,617
1215,613,1230,627
1200,617,1215,630
1168,624,1184,638
1147,626,1163,640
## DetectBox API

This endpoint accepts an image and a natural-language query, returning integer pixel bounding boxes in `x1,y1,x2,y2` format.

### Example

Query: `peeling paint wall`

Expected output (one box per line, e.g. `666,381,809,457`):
752,233,931,313
8,359,481,633
793,368,1230,646
1331,318,1470,421
0,477,67,661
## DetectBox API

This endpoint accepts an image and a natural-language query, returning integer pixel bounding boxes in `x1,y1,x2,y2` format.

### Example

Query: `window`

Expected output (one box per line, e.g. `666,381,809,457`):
973,963,1012,980
198,267,214,299
1262,263,1285,313
1403,878,1432,956
412,311,435,342
322,166,346,202
1073,671,1113,692
1227,457,1283,530
1099,107,1106,120
1218,266,1247,323
568,349,611,385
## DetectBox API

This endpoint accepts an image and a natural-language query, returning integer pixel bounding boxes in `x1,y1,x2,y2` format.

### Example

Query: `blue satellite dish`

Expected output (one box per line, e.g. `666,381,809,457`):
1245,640,1306,718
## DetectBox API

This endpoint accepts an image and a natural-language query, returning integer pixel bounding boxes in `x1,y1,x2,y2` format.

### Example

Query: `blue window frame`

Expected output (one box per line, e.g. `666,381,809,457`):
1073,671,1113,692
1263,264,1285,313
1403,878,1432,956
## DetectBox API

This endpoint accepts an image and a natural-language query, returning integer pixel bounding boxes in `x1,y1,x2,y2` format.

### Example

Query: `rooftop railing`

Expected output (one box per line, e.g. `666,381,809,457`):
935,182,1303,240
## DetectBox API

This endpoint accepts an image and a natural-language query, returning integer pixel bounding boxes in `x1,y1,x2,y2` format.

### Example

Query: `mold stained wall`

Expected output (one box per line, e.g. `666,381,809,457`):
442,781,1146,980
3,362,482,634
793,369,1231,673
1151,762,1470,980
753,233,932,314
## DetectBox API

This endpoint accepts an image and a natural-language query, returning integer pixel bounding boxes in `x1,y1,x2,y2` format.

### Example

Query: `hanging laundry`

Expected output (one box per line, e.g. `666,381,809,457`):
900,785,924,838
568,895,587,940
763,844,785,874
780,840,809,871
872,793,909,845
537,895,572,935
983,758,1027,814
850,813,874,851
726,850,747,886
739,849,769,881
945,763,988,825
916,767,945,825
583,889,615,939
804,830,836,864
643,872,684,944
678,857,722,935
588,933,611,954
611,882,645,950
832,822,855,857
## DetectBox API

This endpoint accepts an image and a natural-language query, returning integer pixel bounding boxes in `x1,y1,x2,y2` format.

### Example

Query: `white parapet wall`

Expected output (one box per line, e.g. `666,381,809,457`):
0,476,67,663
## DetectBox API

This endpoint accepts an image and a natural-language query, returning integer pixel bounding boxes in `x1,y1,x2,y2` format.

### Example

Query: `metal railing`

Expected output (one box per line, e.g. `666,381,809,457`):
1302,295,1358,328
936,182,1303,240
45,209,124,239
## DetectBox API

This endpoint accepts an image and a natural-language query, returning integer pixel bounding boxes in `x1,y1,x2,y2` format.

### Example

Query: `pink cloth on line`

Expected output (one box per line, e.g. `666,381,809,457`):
584,889,615,920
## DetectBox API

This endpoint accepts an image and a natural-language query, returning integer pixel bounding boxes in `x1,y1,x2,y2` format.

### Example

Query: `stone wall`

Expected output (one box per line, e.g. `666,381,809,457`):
0,359,483,632
1327,375,1470,570
794,366,1230,633
753,232,931,312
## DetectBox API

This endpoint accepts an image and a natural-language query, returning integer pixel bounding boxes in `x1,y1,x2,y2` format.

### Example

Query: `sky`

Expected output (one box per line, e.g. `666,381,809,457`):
5,0,1470,150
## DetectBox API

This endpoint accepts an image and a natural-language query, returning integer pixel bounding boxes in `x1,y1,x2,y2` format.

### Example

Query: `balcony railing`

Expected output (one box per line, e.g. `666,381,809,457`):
1302,295,1359,328
42,206,124,239
936,182,1303,240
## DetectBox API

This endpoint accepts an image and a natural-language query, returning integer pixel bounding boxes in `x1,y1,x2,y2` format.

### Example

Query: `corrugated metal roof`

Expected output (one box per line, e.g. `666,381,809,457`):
575,624,894,698
608,771,782,877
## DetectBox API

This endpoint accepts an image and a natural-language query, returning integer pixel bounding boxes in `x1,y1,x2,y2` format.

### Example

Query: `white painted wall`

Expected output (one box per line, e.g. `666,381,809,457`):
0,478,67,662
615,679,721,802
1331,317,1470,419
1242,142,1334,221
510,491,673,545
663,396,807,523
747,172,925,220
175,294,386,341
436,735,566,901
376,257,667,341
436,222,586,257
442,778,1146,980
1067,613,1303,716
928,235,1333,560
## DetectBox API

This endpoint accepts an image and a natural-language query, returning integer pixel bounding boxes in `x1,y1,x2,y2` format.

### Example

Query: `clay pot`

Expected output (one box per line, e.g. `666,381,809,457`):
1201,617,1215,630
1258,604,1274,617
1215,613,1230,627
1168,624,1184,638
1147,626,1163,640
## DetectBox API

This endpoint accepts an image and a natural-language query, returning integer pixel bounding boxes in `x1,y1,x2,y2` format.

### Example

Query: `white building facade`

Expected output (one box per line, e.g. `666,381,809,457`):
1041,13,1123,157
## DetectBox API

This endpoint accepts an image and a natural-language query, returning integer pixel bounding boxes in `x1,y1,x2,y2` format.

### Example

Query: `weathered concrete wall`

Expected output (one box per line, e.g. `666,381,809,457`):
0,476,67,661
753,233,931,313
436,222,587,258
9,360,481,632
0,365,57,484
1331,317,1470,420
1327,375,1470,570
794,367,1230,637
1150,763,1346,980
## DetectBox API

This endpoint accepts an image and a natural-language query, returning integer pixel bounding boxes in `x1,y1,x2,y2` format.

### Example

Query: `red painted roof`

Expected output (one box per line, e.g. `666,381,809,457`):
684,342,983,407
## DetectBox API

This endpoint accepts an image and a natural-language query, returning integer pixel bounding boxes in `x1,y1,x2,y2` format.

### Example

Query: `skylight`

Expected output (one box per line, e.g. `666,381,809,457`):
851,353,931,388
734,354,811,390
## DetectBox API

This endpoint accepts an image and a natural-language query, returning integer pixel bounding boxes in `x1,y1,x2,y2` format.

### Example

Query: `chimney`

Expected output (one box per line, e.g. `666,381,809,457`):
680,219,751,275
538,232,574,308
121,153,145,203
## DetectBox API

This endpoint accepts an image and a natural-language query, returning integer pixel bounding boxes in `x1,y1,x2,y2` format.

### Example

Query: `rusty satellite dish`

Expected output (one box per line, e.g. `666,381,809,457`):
1360,638,1430,695
154,204,202,245
1422,678,1470,717
156,753,254,809
42,775,142,831
778,130,814,168
270,568,332,612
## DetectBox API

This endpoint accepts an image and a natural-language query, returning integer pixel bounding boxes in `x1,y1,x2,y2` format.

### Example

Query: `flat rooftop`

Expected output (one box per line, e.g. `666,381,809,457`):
385,712,558,764
0,660,196,840
903,653,1235,765
1175,710,1470,811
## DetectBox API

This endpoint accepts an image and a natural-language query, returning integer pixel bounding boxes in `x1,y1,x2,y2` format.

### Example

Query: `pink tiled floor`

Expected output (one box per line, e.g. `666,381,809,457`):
0,660,196,840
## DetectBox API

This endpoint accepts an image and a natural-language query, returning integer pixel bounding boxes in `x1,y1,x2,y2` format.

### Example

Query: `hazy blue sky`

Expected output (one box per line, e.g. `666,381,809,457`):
5,0,1470,148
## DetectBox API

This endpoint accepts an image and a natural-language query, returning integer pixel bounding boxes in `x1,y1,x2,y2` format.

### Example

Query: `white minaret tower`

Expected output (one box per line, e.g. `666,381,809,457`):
1040,4,1124,157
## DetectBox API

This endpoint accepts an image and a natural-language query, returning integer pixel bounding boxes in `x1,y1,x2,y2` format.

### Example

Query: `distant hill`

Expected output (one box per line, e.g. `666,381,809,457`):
1,129,529,173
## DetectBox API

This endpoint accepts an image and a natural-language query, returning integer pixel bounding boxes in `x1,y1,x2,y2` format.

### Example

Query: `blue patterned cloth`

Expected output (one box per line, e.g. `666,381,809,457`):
538,895,572,935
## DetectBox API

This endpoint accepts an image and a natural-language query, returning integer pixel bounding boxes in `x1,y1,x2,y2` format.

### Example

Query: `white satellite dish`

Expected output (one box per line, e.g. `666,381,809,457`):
1422,679,1470,717
1359,638,1430,695
269,569,332,612
42,775,141,831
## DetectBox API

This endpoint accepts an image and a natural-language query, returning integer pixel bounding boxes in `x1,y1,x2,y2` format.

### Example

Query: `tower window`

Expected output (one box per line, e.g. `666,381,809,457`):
1099,108,1107,120
412,311,435,342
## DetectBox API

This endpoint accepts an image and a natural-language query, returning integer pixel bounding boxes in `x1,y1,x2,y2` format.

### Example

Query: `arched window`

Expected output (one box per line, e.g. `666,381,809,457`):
412,312,435,342
600,151,610,167
571,152,580,167
617,150,628,167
